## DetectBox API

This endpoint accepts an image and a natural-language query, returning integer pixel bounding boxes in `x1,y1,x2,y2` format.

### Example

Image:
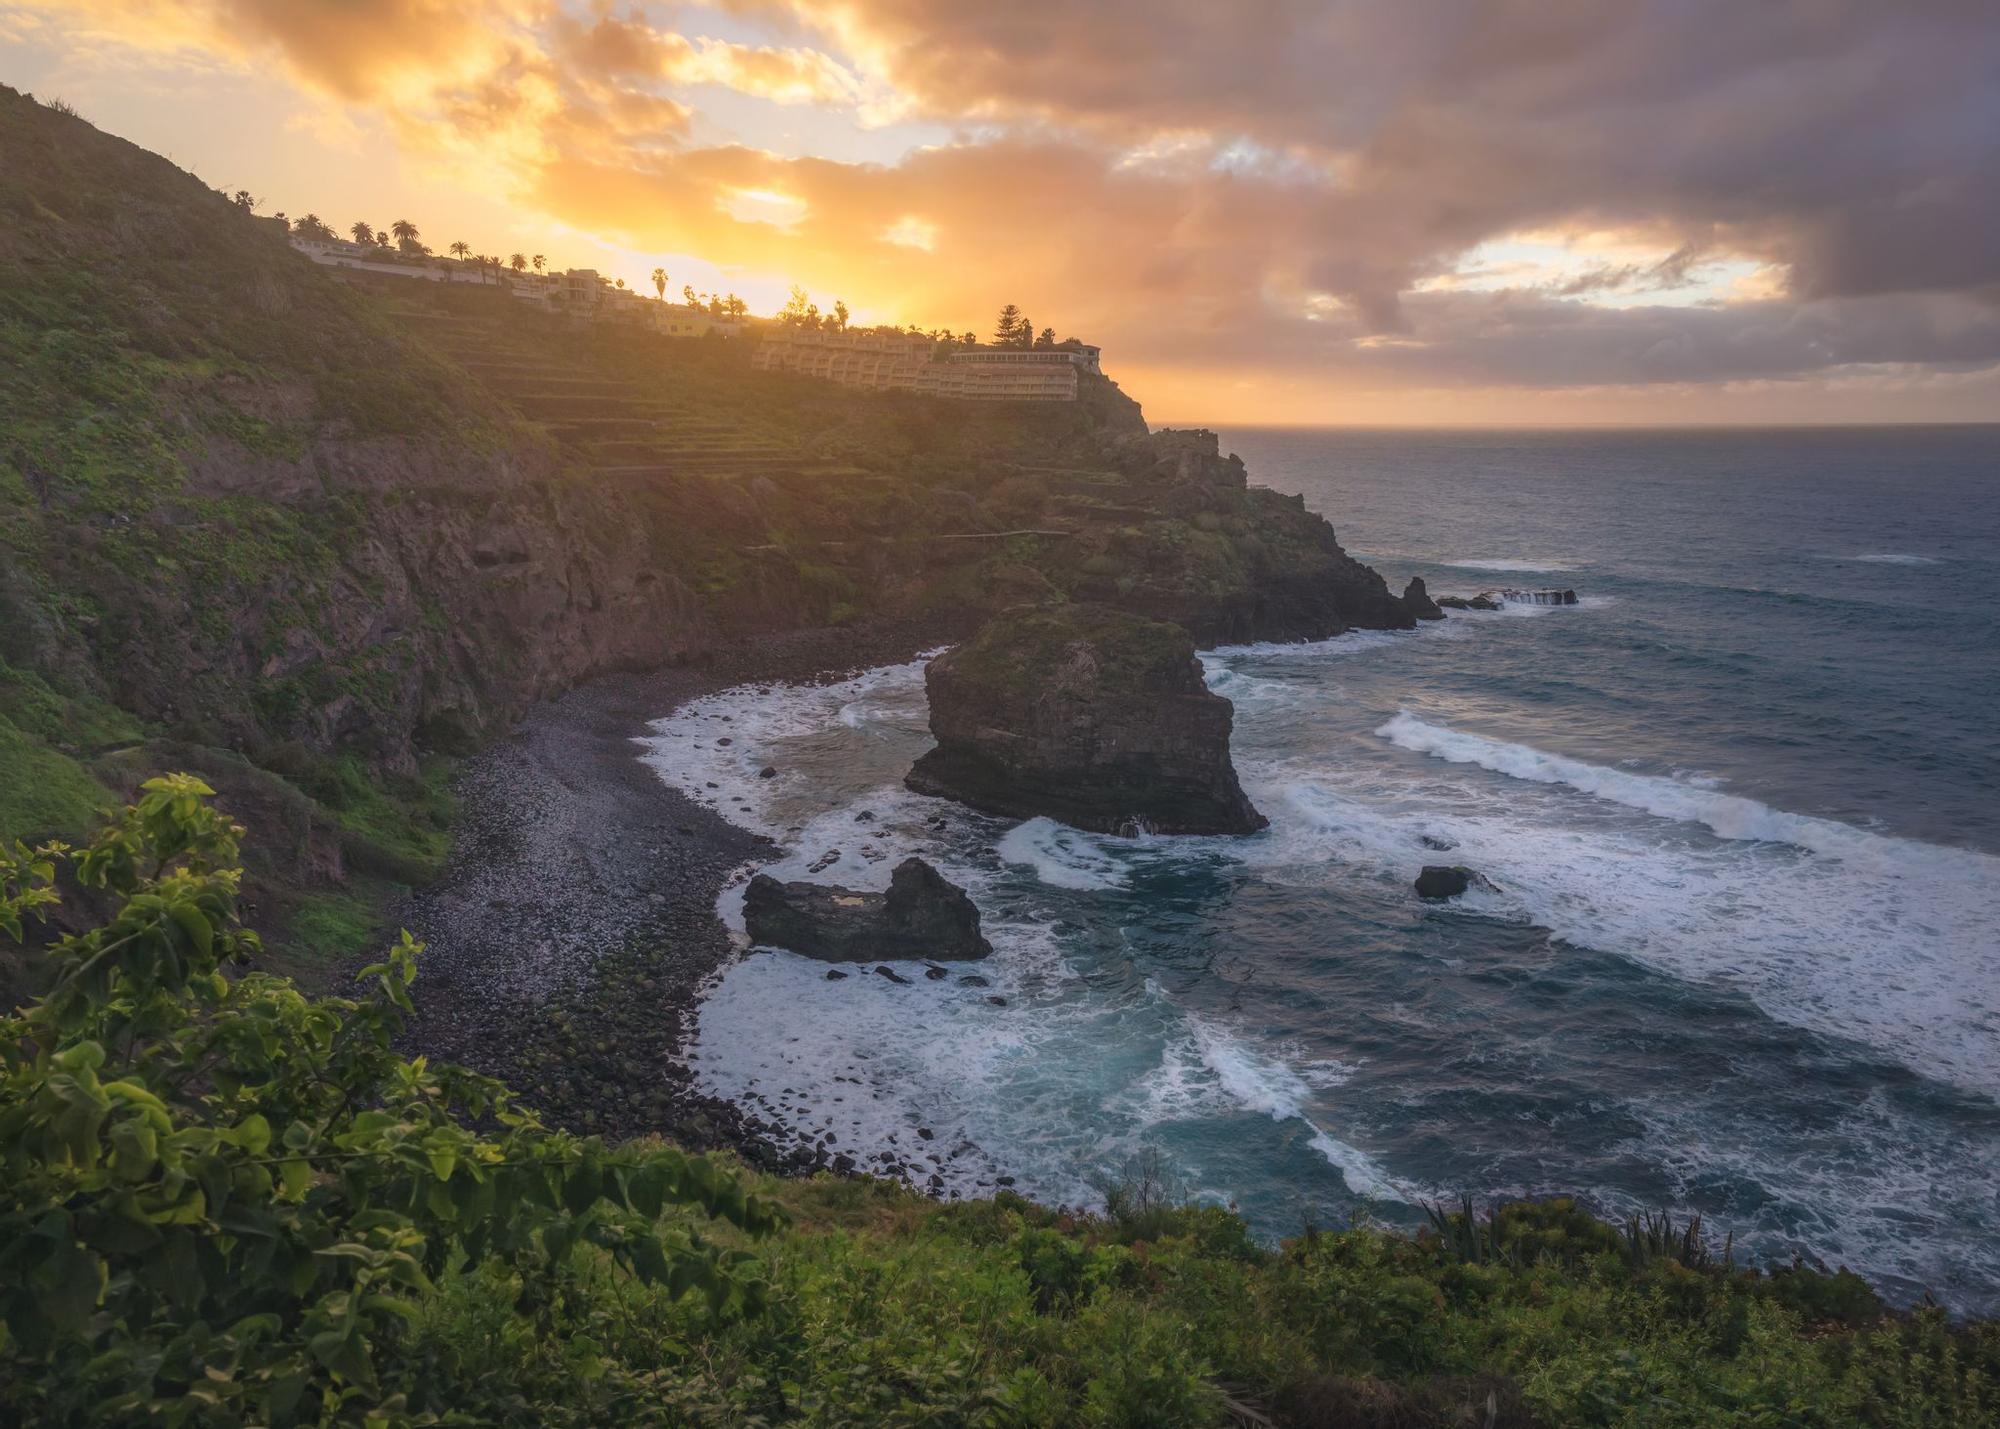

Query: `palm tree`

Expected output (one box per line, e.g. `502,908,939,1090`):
350,221,373,244
390,218,419,247
652,267,667,300
374,229,389,248
533,254,547,274
230,189,257,211
510,253,527,274
450,241,470,261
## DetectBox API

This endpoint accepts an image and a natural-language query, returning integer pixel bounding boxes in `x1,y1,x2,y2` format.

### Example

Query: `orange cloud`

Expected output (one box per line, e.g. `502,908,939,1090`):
9,0,1998,420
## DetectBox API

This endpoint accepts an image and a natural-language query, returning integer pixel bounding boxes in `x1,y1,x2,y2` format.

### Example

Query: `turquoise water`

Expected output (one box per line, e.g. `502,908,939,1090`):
647,425,2000,1312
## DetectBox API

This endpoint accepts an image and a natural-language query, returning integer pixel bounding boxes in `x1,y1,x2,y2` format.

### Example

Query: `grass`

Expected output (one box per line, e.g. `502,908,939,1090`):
279,884,386,967
0,714,111,841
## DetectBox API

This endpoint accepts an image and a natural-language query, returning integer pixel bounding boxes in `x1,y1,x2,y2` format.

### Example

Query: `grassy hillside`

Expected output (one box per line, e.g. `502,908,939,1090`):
0,87,1138,977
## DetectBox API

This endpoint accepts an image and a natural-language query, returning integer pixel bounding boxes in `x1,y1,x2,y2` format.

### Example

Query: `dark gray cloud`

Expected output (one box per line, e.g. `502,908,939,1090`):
751,0,2000,317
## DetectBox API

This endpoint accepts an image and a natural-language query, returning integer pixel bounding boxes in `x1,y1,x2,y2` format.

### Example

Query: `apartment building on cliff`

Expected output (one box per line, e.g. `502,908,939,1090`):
286,235,741,337
749,326,1103,401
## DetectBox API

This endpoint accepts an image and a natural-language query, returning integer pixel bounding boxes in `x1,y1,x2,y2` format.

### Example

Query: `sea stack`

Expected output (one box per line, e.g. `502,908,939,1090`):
1402,576,1447,621
905,604,1266,835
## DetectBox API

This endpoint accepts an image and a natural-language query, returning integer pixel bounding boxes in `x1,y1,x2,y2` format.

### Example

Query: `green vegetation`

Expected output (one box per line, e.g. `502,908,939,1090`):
0,779,780,1425
5,786,1996,1426
0,713,111,838
946,603,1198,700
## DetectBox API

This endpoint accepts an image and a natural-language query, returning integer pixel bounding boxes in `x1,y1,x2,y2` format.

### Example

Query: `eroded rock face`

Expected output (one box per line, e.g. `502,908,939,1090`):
904,605,1267,836
743,856,992,961
1402,576,1447,621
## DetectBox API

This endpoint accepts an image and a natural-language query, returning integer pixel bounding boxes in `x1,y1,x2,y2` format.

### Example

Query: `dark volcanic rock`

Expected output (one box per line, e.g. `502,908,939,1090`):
1402,576,1446,621
1415,865,1496,900
1438,588,1577,611
905,605,1266,836
743,856,993,961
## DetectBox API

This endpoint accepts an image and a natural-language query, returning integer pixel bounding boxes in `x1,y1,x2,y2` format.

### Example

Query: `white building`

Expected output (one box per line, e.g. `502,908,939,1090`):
749,327,1100,401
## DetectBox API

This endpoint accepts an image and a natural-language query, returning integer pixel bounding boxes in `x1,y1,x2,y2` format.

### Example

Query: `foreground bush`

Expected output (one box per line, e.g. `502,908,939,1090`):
5,782,1998,1426
0,777,779,1423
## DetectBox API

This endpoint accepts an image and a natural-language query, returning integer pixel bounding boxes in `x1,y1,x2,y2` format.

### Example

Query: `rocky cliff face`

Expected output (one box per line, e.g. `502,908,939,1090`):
905,605,1266,835
1066,429,1416,645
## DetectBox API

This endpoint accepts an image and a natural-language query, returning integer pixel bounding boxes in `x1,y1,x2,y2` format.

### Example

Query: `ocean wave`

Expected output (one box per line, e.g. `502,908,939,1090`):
1374,712,1988,873
1840,553,1943,566
1437,558,1582,573
1183,1015,1417,1203
998,818,1129,890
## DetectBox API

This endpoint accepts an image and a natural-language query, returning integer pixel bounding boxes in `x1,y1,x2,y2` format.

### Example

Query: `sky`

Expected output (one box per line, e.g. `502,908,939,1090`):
4,1,1998,426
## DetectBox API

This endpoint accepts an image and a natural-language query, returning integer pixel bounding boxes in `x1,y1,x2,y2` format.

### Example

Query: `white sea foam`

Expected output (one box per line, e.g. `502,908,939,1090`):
1842,553,1943,565
1210,709,2000,1097
1437,558,1582,573
1119,1016,1416,1204
1375,712,1989,874
998,818,1129,890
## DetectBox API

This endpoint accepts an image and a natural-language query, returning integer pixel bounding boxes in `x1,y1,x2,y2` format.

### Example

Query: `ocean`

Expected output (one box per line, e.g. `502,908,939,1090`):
642,425,2000,1311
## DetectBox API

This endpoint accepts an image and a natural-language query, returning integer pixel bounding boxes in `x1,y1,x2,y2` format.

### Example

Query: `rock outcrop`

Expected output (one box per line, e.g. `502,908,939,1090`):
905,605,1266,835
743,856,992,961
1415,865,1496,900
1402,577,1446,621
1436,588,1577,611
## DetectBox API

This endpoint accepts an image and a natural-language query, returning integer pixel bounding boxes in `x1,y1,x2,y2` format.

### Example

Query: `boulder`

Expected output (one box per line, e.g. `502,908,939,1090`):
905,604,1266,835
1414,865,1496,900
1435,594,1502,612
743,856,992,961
1402,576,1446,621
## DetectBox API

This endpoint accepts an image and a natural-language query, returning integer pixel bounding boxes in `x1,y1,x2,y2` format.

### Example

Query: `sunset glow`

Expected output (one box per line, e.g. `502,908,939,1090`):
3,0,1995,423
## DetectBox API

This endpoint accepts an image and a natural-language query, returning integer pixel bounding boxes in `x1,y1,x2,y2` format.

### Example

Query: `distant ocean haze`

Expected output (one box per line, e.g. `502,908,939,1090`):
644,424,2000,1313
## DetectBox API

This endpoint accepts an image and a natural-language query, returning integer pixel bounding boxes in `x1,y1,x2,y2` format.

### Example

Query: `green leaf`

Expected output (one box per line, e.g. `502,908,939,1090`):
235,1113,272,1156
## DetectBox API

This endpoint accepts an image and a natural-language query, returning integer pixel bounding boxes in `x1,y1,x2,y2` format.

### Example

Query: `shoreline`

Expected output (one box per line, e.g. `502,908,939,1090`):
391,616,970,1171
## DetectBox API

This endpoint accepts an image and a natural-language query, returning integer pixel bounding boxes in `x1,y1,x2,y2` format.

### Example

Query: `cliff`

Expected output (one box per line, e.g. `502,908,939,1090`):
905,604,1266,834
0,84,1406,968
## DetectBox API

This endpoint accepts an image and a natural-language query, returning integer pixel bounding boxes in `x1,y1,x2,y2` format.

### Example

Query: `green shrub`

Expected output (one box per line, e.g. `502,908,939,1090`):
0,778,780,1424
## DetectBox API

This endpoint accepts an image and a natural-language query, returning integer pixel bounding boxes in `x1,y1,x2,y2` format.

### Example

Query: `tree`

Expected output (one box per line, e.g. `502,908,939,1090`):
652,267,667,299
780,285,811,326
0,780,779,1423
993,304,1023,346
726,294,747,319
1014,315,1034,348
229,189,257,211
510,253,527,274
532,253,547,274
350,220,373,244
832,300,850,331
1037,327,1056,348
390,218,419,248
450,241,470,261
374,229,389,248
293,212,334,240
683,283,698,307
